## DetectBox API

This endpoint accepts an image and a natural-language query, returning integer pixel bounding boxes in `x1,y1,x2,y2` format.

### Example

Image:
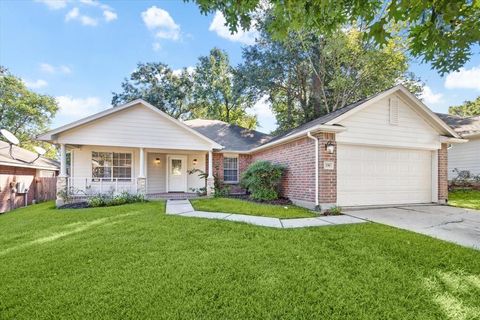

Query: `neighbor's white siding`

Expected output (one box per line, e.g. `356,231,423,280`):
336,94,441,150
448,137,480,179
57,104,213,150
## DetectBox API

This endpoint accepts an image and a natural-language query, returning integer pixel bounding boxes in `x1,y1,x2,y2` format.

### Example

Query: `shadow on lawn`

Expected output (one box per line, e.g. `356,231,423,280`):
0,211,141,256
424,271,480,320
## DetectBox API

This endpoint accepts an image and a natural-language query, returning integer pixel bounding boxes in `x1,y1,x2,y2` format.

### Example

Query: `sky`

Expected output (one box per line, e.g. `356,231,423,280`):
1,0,479,134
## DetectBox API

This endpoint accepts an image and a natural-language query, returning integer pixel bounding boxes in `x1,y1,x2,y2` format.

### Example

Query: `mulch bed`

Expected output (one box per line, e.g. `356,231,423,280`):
58,202,90,209
226,194,293,205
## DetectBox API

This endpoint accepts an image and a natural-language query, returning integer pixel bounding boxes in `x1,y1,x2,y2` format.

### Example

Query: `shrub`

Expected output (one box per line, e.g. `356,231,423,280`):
88,191,147,208
240,161,285,201
323,206,342,216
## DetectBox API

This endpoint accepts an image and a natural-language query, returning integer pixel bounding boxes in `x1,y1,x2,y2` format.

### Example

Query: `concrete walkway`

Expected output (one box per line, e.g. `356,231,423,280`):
166,200,366,229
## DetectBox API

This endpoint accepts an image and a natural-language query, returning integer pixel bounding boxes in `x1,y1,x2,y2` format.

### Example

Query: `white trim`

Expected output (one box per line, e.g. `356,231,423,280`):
222,154,239,184
336,141,439,151
326,85,461,139
37,99,223,149
439,136,469,144
166,155,188,192
431,150,438,203
249,125,346,153
0,161,58,171
307,132,319,208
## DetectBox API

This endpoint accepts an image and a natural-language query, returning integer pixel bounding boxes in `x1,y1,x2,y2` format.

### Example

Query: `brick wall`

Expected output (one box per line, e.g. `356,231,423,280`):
318,133,337,204
251,137,316,203
438,143,448,203
206,153,252,194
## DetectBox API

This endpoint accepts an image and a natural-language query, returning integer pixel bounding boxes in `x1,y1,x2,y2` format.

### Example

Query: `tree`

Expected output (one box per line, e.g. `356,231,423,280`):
188,0,480,74
240,27,421,133
112,62,196,119
0,67,58,158
193,48,257,129
449,96,480,117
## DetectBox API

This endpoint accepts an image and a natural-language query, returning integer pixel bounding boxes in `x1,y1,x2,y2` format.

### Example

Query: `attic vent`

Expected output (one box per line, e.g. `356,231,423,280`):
389,98,399,125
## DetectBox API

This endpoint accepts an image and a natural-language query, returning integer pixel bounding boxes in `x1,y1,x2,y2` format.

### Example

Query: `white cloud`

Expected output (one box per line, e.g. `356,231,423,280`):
445,66,480,91
35,0,67,10
142,6,181,40
420,86,443,105
65,7,79,20
24,79,48,89
56,96,103,117
79,15,98,26
103,10,117,22
173,66,194,76
209,11,258,45
40,63,72,74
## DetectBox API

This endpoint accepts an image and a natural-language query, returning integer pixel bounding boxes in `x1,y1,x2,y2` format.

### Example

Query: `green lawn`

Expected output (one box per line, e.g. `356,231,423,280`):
190,197,316,218
1,202,479,319
449,190,480,210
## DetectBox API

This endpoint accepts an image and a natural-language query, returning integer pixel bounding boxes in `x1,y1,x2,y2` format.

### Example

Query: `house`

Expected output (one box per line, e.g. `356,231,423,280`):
435,113,480,180
37,85,464,209
0,141,59,213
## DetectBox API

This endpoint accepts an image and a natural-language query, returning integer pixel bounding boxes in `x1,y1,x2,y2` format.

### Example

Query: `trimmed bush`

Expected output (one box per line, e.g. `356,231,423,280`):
88,191,147,207
240,161,285,201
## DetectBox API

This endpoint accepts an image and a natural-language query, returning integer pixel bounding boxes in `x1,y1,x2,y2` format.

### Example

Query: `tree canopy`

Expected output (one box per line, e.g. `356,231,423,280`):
0,67,58,158
112,49,257,129
240,26,422,133
189,0,480,75
449,96,480,117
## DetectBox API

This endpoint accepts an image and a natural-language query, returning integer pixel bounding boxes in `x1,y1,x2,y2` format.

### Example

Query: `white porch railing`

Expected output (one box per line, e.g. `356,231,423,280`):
66,177,138,196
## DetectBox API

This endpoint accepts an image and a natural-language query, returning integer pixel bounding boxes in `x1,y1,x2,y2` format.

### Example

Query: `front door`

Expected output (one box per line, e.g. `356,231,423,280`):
167,155,187,192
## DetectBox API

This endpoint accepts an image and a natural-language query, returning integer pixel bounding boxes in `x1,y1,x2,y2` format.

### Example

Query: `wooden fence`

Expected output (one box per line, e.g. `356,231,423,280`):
35,177,57,202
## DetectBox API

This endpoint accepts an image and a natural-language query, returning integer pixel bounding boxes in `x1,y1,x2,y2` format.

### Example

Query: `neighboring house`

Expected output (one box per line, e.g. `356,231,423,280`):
0,141,59,213
435,113,480,180
38,85,463,209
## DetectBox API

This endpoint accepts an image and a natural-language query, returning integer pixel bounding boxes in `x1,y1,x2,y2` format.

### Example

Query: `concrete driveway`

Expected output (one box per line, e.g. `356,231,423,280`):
347,205,480,249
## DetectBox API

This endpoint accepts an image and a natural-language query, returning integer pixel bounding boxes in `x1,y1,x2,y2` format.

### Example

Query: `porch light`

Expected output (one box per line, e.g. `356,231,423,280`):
325,141,335,154
192,158,198,166
155,158,161,165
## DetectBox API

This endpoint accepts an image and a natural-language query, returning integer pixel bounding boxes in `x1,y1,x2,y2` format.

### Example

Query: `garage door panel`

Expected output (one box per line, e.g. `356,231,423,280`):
337,145,432,206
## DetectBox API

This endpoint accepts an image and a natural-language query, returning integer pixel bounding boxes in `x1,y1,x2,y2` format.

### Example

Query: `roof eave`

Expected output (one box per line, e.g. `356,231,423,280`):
248,124,346,153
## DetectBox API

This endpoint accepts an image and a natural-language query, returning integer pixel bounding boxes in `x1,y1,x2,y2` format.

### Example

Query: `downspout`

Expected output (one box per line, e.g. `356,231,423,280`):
307,132,320,211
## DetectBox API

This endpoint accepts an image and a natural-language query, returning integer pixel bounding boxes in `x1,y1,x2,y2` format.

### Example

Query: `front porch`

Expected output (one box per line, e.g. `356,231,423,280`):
56,145,216,206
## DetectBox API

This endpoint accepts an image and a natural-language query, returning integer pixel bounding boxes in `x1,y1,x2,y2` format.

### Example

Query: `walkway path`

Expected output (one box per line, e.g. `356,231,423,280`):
166,200,366,229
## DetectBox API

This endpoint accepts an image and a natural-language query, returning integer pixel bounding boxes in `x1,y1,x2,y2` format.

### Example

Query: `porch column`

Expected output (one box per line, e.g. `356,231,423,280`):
207,150,215,196
137,147,146,195
56,144,68,207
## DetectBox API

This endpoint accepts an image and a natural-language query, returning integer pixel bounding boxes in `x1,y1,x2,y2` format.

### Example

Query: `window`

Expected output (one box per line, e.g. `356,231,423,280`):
223,156,238,183
171,159,182,176
92,152,132,181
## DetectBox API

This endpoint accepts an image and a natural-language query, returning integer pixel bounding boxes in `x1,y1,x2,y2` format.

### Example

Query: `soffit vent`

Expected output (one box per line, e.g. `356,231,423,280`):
389,97,399,125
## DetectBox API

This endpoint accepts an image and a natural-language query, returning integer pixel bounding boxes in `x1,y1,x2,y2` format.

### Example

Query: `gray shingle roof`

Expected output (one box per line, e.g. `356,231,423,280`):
0,141,59,170
435,113,480,135
184,119,272,151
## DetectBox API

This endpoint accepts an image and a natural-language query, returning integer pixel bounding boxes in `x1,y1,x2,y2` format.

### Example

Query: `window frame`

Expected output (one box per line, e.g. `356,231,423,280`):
223,155,239,184
91,151,133,182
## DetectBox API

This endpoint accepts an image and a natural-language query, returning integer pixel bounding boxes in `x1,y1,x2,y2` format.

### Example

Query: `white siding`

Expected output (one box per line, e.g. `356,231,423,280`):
336,94,441,150
57,104,213,150
187,154,206,191
70,146,139,193
147,153,166,193
448,137,480,179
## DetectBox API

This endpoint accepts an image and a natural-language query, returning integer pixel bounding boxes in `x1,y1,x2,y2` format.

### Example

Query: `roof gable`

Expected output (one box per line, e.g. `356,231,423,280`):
325,85,460,138
38,100,222,149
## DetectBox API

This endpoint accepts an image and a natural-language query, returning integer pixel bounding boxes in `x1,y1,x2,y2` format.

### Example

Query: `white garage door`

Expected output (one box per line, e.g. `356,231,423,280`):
337,145,433,206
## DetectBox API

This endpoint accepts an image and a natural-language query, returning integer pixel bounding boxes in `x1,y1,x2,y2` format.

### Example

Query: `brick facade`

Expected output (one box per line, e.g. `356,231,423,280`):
438,143,448,204
206,153,252,194
318,133,337,205
251,137,317,205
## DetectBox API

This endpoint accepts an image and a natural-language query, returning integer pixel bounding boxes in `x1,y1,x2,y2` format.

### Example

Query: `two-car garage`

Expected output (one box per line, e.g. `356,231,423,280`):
337,144,435,206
